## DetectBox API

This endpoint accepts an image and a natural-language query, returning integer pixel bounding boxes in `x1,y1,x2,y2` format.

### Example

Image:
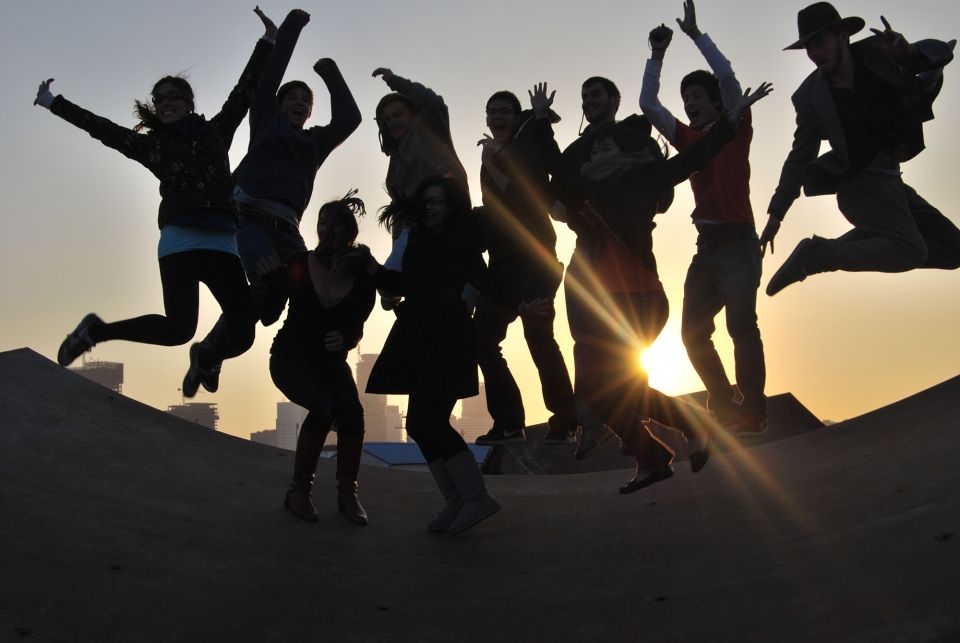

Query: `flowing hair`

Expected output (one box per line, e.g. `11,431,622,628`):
133,75,194,132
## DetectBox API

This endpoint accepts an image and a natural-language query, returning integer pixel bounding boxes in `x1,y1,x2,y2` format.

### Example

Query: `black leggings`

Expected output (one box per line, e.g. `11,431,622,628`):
89,250,256,364
269,352,364,436
404,391,468,462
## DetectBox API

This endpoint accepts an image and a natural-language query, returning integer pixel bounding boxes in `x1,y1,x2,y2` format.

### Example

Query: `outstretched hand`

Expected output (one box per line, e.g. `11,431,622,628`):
870,15,915,61
254,6,278,39
372,67,394,81
728,81,773,123
34,78,55,108
528,82,555,119
759,215,781,256
676,0,700,38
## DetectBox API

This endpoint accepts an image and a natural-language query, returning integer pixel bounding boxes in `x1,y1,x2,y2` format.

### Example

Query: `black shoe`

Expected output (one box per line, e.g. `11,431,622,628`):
688,441,711,473
575,423,612,460
201,360,222,393
543,424,577,445
619,465,674,494
766,236,824,296
182,343,205,398
475,427,526,445
734,414,769,439
57,313,102,366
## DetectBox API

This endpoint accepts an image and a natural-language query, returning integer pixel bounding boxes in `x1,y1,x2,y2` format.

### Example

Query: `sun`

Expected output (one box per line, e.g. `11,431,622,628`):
639,334,699,395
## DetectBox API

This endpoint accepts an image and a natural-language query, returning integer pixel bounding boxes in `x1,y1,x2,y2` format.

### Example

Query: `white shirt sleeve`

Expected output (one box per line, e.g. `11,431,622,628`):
694,32,742,113
639,57,678,144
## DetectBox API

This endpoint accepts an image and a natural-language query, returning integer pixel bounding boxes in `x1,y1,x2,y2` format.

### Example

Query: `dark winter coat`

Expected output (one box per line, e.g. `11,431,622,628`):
365,218,504,399
49,38,273,230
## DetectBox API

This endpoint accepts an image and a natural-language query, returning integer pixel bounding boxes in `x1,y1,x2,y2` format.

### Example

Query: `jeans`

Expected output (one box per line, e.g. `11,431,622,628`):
475,258,575,432
818,174,960,273
202,212,308,352
681,236,767,419
405,392,469,462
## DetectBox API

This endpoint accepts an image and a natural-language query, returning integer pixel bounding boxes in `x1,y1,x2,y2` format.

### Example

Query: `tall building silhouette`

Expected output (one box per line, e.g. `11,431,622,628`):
356,352,393,442
71,357,123,394
275,401,309,451
454,383,493,444
167,402,219,430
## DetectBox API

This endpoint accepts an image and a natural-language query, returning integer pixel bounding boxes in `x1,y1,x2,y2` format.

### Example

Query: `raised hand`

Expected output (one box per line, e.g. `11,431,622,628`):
290,8,310,22
372,67,394,81
313,57,334,75
676,0,701,38
254,6,278,39
869,15,914,61
728,81,773,123
528,82,556,119
649,24,674,51
34,78,55,108
477,134,498,166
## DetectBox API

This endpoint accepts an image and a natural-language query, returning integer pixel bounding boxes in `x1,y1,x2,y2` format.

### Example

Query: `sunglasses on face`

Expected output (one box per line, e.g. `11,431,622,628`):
152,92,187,105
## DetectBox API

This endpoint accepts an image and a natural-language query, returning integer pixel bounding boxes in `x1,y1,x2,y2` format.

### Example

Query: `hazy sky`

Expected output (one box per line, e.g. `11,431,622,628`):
2,1,958,438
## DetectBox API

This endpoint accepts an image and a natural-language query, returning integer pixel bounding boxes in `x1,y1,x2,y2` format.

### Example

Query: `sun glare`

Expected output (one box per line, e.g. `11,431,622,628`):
639,334,696,394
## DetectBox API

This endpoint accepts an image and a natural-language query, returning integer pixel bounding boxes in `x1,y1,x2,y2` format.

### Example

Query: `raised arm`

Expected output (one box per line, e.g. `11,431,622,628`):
372,68,445,111
678,0,743,112
209,7,277,147
639,24,679,143
311,58,362,152
660,82,771,186
38,79,148,165
249,8,311,130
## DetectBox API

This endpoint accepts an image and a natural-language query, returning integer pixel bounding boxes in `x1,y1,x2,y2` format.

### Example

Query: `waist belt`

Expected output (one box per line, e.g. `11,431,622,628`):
695,223,757,251
239,209,300,235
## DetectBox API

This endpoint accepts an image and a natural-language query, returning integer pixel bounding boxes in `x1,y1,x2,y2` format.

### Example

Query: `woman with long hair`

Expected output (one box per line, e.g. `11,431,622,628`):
33,8,287,396
363,176,532,536
262,192,375,525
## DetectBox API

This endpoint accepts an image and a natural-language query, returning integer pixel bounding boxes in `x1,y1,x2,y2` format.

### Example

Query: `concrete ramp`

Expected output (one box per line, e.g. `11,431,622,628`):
2,348,959,642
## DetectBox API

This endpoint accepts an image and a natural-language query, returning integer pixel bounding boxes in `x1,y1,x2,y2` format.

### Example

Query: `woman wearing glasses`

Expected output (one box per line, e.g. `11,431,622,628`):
34,8,288,397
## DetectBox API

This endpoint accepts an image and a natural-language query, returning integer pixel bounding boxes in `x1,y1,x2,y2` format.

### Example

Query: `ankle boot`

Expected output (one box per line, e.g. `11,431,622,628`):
614,419,674,495
426,458,463,532
444,450,501,536
284,428,326,522
335,432,368,526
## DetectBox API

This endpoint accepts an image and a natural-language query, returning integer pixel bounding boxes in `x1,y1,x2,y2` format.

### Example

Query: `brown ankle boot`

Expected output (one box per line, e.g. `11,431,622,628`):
336,433,369,526
284,428,326,522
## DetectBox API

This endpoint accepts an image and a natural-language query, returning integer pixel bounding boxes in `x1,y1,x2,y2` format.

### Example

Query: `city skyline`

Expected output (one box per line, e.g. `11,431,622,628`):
1,1,957,440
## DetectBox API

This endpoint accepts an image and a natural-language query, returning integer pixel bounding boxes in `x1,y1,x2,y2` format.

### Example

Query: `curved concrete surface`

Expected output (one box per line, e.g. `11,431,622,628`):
2,348,959,642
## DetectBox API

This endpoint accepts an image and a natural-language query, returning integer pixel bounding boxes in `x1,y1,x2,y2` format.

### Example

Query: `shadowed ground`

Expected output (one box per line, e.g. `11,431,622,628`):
2,348,959,642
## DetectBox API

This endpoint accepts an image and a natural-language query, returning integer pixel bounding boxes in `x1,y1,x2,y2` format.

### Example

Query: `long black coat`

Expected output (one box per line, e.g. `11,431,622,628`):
366,218,502,400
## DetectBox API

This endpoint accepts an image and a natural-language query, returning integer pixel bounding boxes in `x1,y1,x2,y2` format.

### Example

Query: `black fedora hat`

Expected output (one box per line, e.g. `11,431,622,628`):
785,2,864,50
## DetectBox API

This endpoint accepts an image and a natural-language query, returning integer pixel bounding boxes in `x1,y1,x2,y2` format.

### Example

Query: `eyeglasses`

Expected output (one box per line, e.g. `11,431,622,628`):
486,107,515,117
152,92,187,105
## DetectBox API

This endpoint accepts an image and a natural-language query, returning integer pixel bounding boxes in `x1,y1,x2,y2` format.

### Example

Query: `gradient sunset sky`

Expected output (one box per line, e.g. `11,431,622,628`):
1,0,957,439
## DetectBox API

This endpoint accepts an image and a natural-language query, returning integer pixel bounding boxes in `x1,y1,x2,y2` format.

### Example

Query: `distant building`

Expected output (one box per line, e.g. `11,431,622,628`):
454,383,493,444
356,352,391,442
385,404,406,443
71,358,123,394
167,402,218,430
276,401,309,451
250,429,277,447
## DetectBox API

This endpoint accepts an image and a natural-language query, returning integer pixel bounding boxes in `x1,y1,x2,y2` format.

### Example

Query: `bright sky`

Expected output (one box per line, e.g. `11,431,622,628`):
2,1,958,438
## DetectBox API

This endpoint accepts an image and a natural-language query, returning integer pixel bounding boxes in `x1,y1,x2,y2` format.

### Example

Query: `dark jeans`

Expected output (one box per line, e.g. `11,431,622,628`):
89,250,255,366
818,174,960,273
475,294,575,433
202,214,308,351
565,250,706,466
681,237,767,419
269,352,364,436
405,392,468,462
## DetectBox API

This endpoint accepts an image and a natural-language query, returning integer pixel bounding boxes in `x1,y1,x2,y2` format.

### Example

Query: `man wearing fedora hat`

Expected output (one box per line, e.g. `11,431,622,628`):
761,2,960,296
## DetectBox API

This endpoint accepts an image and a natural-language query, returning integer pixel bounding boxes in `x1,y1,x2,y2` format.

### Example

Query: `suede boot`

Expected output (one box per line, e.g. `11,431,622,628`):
444,450,501,536
335,432,369,526
284,429,326,522
426,458,463,533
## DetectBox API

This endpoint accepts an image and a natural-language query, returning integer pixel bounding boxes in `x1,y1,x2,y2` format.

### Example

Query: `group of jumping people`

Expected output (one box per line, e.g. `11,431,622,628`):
35,1,958,535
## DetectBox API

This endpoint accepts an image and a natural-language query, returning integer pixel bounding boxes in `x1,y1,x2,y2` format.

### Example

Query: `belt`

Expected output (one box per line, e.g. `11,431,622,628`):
239,209,300,235
695,223,757,251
